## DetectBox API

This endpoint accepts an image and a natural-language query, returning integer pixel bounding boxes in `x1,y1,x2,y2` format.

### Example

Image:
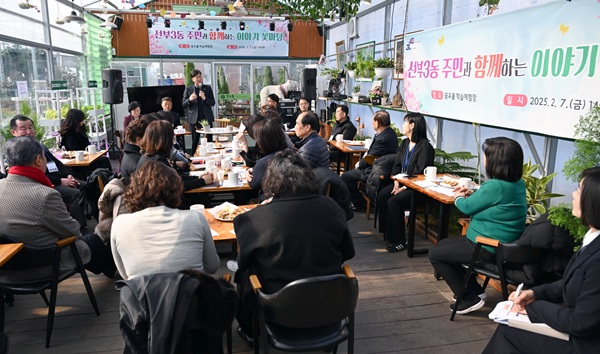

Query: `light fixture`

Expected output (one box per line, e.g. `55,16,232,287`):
100,18,117,29
64,0,85,23
198,20,205,30
239,21,245,31
165,19,171,28
269,22,275,31
363,0,372,4
146,17,153,28
220,21,227,30
55,2,64,25
287,22,293,32
80,24,88,34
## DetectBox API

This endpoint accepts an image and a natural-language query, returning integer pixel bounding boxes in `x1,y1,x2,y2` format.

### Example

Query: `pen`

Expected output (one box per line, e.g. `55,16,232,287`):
507,283,524,313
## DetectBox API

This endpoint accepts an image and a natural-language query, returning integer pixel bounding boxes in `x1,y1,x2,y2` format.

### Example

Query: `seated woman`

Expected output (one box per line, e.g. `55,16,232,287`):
136,120,213,207
120,118,148,184
59,108,111,170
123,101,142,131
377,113,434,252
234,149,356,342
482,166,600,353
429,137,527,314
111,160,219,280
235,114,266,168
245,118,290,196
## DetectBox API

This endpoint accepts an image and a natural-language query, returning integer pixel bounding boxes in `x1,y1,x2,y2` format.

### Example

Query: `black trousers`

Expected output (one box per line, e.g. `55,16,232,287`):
482,324,574,354
191,121,212,156
377,183,414,244
341,168,366,207
428,236,495,299
234,269,256,338
55,183,87,229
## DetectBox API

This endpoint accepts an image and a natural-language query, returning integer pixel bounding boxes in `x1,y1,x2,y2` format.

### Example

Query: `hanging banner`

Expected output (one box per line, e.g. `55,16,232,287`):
403,0,600,139
148,18,289,57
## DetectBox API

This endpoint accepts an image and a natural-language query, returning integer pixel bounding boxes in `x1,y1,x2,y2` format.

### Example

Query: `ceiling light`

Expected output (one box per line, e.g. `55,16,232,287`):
198,20,205,30
239,21,245,31
287,22,293,32
100,19,117,29
146,17,153,28
165,19,171,28
64,0,85,23
80,24,88,34
269,22,275,31
56,16,65,25
363,0,372,4
220,21,227,30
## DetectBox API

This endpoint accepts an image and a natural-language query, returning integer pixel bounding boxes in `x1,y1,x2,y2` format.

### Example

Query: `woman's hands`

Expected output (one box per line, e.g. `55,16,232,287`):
391,180,407,195
236,133,249,153
201,172,214,185
453,185,474,199
509,289,535,314
245,168,253,183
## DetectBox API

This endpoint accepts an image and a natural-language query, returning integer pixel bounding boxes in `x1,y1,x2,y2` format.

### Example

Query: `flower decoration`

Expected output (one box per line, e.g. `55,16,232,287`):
369,85,384,98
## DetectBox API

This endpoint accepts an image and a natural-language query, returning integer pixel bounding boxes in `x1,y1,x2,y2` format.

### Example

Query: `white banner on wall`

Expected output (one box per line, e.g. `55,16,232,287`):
403,0,600,139
148,18,289,57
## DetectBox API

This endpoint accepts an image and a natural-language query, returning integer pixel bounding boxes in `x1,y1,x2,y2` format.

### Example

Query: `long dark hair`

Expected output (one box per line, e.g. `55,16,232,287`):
59,109,86,135
141,120,174,157
579,166,600,229
405,113,428,143
252,119,288,155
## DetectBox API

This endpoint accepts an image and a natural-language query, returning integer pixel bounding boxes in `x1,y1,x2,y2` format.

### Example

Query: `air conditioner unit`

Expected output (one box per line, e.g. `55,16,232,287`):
347,17,358,38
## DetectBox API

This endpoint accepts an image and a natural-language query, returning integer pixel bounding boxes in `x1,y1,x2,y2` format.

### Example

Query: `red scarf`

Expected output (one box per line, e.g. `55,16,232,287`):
9,166,54,188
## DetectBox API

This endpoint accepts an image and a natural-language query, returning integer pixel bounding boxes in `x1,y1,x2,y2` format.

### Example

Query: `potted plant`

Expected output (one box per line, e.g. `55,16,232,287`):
381,92,390,106
351,85,361,101
373,58,395,79
368,85,384,105
320,68,341,80
522,161,563,223
345,62,358,79
200,119,210,132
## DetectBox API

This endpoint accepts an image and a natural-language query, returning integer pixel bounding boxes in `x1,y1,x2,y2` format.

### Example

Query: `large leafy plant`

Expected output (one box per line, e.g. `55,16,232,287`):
522,161,563,223
433,148,477,178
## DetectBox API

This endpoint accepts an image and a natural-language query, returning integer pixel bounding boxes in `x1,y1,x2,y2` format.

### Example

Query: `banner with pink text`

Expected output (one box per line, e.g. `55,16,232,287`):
148,18,289,57
402,0,599,139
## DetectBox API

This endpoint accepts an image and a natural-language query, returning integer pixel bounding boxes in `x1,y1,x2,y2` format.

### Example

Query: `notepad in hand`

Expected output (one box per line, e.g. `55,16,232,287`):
488,301,569,341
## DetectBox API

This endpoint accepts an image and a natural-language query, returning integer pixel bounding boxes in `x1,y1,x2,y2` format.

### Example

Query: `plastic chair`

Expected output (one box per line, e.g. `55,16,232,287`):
250,265,358,354
450,235,543,321
0,235,99,347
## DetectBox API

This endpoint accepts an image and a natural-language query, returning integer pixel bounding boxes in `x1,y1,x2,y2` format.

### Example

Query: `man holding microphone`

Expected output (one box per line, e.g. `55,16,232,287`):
182,69,215,156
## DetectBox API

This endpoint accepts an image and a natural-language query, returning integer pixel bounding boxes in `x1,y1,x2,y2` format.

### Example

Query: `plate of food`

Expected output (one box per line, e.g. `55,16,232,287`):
439,177,459,189
344,140,365,146
210,202,249,221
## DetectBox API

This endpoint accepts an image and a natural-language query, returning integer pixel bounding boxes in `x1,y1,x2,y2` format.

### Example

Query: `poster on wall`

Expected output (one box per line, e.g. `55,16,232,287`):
148,18,289,57
402,0,600,140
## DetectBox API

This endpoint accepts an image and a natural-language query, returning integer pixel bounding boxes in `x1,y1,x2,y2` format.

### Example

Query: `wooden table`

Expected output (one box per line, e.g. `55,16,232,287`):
185,181,252,194
327,140,368,174
0,243,24,267
203,204,258,255
61,150,109,179
394,174,456,257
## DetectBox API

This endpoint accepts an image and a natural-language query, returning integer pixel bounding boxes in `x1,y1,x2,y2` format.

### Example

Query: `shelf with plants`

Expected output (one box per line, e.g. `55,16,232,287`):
34,89,74,135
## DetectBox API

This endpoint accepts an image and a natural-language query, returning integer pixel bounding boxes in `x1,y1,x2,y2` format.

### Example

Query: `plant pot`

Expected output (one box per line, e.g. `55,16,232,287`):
19,3,32,9
202,124,210,132
381,97,389,106
352,93,360,102
347,70,356,79
371,97,382,105
374,68,393,79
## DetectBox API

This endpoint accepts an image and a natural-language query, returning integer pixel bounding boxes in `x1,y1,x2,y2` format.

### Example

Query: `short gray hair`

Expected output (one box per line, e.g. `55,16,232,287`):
262,149,318,197
5,136,44,167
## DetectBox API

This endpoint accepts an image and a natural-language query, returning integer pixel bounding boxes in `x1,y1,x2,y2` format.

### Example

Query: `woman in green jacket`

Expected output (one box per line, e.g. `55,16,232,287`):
429,137,527,315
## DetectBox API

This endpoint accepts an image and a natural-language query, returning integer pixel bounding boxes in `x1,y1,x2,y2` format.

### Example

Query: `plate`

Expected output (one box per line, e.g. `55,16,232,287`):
345,141,364,146
214,216,236,222
439,183,456,189
425,177,444,182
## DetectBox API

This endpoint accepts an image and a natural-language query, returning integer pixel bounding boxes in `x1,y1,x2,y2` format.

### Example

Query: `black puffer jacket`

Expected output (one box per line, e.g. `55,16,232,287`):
116,271,237,354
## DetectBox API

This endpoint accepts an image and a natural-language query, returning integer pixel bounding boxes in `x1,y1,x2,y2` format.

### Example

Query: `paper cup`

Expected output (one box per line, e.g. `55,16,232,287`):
336,134,344,143
201,137,208,146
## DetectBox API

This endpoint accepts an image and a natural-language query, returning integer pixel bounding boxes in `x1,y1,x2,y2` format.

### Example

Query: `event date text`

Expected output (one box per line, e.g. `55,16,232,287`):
529,97,598,111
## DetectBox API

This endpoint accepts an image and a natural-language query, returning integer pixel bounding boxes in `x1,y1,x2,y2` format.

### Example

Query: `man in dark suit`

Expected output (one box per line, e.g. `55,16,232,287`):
182,69,215,155
10,115,88,232
341,110,398,210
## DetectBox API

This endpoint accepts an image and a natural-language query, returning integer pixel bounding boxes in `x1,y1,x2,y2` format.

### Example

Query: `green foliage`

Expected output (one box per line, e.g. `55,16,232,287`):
1,102,45,142
217,66,230,94
320,67,342,78
433,148,477,178
373,57,395,68
263,67,274,87
522,161,563,223
355,52,375,80
262,0,361,21
352,85,361,93
184,63,195,87
278,68,286,84
345,62,358,71
389,122,403,138
200,119,209,126
563,106,600,182
548,204,587,250
353,134,371,141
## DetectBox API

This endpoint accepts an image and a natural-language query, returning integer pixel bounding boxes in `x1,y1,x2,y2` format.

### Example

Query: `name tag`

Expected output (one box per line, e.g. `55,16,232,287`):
47,161,59,173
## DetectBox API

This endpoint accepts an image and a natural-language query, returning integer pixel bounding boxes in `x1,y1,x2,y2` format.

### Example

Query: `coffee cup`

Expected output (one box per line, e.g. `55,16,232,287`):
85,145,97,155
199,146,207,156
75,151,85,162
207,159,216,169
201,137,208,146
221,159,232,170
177,125,183,130
232,148,241,160
364,138,373,149
207,142,215,151
232,140,239,149
228,171,239,184
190,204,205,215
336,134,344,143
424,166,437,181
459,177,473,190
